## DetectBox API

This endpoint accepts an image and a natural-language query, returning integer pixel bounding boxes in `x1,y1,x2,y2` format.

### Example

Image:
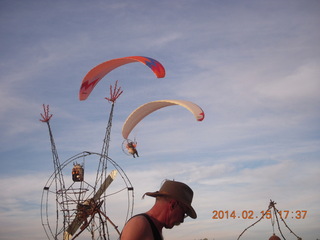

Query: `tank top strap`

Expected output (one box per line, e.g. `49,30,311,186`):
139,213,163,240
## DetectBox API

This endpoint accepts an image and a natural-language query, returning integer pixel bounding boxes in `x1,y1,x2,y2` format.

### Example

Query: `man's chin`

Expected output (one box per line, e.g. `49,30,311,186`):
164,221,182,229
164,224,175,229
165,225,174,229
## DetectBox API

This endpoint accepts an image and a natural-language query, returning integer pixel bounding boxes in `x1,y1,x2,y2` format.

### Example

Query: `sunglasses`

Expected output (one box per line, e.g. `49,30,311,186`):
177,201,188,218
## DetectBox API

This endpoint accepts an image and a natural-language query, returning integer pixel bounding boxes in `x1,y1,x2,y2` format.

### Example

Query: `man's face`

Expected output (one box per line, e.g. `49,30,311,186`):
165,201,187,229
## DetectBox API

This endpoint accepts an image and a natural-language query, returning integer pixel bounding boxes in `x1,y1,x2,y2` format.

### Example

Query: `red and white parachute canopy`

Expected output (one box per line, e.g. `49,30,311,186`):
79,56,165,100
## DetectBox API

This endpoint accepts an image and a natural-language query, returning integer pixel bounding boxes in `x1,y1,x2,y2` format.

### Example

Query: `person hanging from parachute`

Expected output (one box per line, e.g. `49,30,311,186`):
121,100,205,157
125,140,139,158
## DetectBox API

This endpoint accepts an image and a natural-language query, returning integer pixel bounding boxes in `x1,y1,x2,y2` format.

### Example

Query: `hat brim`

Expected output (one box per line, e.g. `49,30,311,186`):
144,191,197,219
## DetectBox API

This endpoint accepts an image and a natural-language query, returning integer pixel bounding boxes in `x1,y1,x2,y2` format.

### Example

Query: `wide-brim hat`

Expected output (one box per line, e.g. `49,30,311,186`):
144,180,197,219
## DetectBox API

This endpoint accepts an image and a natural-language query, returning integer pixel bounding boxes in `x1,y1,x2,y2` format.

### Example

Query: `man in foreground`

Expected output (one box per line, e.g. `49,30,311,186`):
120,179,197,240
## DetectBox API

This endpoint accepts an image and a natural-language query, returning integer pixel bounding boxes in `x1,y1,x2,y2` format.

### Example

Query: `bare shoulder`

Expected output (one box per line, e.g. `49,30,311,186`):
121,215,153,240
124,215,150,228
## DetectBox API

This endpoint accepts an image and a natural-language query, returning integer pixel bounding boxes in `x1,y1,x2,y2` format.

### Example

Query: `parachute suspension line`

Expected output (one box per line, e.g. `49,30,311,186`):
237,200,302,240
40,104,69,236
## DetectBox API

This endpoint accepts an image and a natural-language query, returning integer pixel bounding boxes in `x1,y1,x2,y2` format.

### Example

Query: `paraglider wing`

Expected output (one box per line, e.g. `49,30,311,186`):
122,100,205,139
79,56,165,100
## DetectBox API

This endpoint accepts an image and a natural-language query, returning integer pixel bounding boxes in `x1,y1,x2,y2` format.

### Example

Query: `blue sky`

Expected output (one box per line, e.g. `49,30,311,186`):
0,1,319,239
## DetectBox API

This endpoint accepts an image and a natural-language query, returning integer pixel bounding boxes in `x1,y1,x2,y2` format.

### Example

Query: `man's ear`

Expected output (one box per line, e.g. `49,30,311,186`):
169,199,178,209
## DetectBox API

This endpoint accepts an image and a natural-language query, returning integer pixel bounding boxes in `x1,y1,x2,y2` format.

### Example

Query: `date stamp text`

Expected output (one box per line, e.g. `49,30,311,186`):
212,210,307,220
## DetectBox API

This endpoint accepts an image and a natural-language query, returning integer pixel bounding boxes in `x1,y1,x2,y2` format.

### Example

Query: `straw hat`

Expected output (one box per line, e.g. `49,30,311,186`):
144,180,197,219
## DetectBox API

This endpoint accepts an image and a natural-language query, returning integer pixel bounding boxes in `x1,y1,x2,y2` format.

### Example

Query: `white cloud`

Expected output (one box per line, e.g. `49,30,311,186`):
254,62,320,102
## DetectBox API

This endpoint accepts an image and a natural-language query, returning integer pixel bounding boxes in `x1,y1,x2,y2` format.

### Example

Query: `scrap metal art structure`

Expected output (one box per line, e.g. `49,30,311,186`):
40,82,134,240
237,200,302,240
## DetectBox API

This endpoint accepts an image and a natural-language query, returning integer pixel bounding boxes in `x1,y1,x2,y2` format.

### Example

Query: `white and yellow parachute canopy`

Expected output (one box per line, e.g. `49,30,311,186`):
122,100,205,139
